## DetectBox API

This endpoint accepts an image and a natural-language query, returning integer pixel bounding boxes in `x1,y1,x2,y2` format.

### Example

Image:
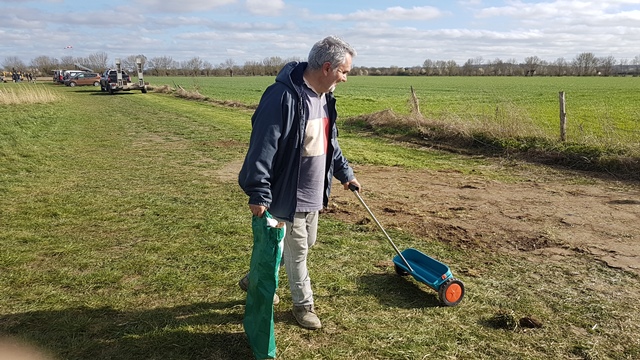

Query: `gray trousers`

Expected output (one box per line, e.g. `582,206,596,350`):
277,211,318,306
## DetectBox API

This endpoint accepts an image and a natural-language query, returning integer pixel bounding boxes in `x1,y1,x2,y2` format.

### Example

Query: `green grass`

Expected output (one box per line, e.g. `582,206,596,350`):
149,76,273,105
149,75,640,144
148,76,640,179
1,83,639,359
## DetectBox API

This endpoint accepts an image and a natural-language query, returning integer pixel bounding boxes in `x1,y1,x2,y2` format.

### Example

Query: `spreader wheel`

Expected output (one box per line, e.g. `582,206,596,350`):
438,278,465,306
394,264,409,276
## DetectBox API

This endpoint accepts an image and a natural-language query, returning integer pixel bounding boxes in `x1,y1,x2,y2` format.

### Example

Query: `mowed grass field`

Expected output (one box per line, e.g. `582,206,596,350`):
1,79,639,360
153,75,640,147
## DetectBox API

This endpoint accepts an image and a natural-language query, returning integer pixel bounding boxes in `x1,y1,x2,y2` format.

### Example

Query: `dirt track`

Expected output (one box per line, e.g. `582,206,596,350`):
326,163,640,275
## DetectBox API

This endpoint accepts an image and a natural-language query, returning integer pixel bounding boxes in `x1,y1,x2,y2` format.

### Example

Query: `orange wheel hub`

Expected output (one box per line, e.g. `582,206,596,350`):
445,282,463,303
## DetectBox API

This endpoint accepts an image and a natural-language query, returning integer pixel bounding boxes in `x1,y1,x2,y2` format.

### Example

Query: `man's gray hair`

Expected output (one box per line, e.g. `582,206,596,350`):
307,35,356,71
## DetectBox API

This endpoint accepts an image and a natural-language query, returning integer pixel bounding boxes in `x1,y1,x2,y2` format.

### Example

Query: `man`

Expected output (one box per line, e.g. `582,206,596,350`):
238,36,361,330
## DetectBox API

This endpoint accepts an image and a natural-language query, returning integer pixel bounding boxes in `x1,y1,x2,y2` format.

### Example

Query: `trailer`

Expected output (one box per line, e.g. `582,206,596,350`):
101,57,148,94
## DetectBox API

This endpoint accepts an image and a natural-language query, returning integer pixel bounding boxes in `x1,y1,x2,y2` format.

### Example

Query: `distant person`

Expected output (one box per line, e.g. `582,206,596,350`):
238,35,361,330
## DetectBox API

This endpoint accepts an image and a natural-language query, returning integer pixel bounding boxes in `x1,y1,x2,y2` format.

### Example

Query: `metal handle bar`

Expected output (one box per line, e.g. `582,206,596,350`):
349,184,414,272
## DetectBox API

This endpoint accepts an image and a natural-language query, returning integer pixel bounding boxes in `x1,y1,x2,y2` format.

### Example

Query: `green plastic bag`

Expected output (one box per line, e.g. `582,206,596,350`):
243,211,284,359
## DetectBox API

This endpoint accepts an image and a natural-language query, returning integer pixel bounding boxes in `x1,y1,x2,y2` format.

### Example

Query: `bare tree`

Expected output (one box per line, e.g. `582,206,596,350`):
262,56,285,76
445,60,458,76
502,58,517,76
633,54,640,76
433,60,445,75
474,56,484,75
523,56,541,76
120,56,134,72
572,52,598,76
222,58,235,77
182,57,204,76
59,56,75,69
422,59,435,75
3,56,27,71
148,56,177,76
462,58,474,76
202,60,214,76
30,55,59,75
120,54,147,73
486,58,501,76
243,60,262,76
86,52,109,72
550,57,568,76
616,59,629,76
461,57,484,76
538,59,550,75
597,55,616,76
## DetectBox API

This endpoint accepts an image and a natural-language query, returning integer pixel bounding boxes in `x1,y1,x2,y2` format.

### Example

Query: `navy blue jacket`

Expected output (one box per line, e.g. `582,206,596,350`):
238,61,354,222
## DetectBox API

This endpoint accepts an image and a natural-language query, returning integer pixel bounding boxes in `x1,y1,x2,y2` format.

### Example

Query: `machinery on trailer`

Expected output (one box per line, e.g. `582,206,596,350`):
101,57,148,94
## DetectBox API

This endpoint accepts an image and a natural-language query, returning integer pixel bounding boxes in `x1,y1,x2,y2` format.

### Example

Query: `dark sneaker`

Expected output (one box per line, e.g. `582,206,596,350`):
238,273,280,305
238,273,250,292
292,305,322,330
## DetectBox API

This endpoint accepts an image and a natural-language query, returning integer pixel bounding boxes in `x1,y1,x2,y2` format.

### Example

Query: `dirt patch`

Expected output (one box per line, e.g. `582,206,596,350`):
217,158,640,275
215,159,244,182
328,164,640,275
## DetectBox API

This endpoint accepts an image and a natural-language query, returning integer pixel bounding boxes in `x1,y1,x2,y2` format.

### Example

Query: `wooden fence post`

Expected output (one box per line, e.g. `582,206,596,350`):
410,86,420,115
559,91,567,142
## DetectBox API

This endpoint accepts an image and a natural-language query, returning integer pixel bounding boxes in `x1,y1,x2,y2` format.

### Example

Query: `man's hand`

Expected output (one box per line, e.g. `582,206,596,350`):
249,204,267,218
343,178,361,191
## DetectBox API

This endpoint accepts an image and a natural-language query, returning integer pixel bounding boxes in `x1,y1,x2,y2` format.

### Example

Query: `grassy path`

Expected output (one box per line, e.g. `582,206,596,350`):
1,84,638,359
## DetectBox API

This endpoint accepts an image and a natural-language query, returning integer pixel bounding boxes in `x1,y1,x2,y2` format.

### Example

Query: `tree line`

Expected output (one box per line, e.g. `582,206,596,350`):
417,53,640,77
3,51,640,77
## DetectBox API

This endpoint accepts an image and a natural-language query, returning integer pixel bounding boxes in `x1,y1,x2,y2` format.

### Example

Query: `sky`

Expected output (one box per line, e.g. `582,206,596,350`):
1,0,640,68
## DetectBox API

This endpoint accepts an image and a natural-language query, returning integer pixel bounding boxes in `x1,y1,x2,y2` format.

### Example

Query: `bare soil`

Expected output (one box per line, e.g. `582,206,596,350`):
327,163,640,275
219,158,639,275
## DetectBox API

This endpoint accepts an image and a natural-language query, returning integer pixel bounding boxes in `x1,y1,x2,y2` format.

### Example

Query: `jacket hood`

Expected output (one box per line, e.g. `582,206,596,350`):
275,61,307,94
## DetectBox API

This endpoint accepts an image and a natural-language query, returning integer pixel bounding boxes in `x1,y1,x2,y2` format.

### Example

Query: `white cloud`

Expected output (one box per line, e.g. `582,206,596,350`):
132,0,236,13
476,0,640,20
323,6,447,22
458,0,483,5
245,0,284,16
1,1,639,69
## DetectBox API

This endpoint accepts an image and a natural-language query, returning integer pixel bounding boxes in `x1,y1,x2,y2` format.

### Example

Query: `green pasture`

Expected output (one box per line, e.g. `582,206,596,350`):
151,75,640,145
1,81,639,359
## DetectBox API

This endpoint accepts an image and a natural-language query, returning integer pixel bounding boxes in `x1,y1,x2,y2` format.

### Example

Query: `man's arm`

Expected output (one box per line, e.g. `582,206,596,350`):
238,84,291,213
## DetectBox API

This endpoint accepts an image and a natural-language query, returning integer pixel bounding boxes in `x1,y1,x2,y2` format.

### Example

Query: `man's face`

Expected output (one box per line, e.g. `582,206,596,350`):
320,53,352,93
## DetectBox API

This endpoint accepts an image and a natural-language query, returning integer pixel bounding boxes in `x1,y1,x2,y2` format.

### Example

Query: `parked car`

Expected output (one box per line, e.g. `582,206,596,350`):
64,72,101,87
100,69,134,93
61,70,86,83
